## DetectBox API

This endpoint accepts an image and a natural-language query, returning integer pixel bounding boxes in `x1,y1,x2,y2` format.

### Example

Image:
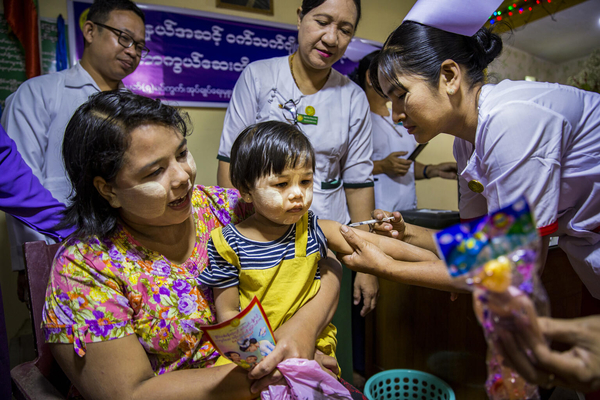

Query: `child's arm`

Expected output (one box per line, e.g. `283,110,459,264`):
318,219,439,262
213,286,242,323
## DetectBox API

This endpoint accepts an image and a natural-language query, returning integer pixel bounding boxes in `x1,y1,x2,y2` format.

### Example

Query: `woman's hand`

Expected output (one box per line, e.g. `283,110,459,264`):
337,225,393,275
353,272,379,317
499,314,600,393
314,350,340,379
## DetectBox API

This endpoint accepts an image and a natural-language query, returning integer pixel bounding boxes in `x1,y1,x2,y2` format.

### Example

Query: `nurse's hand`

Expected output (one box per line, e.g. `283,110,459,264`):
371,209,406,240
338,224,392,277
380,151,412,177
353,272,379,317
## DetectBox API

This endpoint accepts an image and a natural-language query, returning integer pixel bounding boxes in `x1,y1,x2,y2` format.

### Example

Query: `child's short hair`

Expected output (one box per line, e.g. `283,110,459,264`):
230,121,315,194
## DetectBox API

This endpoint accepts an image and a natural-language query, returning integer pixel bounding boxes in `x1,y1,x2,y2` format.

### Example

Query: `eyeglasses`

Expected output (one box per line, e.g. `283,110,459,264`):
92,21,150,58
279,99,299,125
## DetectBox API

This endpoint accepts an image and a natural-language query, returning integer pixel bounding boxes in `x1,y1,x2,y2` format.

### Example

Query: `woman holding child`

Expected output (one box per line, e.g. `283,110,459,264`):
42,90,457,399
42,91,359,399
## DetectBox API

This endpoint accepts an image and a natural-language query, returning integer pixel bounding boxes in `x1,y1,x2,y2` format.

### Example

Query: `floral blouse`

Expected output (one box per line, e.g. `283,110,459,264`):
42,185,253,375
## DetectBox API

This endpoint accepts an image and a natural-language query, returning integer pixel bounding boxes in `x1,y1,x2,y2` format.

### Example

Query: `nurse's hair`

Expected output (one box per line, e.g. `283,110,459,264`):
299,0,362,29
230,121,316,195
59,90,191,238
348,50,380,91
370,21,503,96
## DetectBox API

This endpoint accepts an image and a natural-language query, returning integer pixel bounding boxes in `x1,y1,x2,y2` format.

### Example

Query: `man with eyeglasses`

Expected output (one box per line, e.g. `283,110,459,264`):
1,0,146,298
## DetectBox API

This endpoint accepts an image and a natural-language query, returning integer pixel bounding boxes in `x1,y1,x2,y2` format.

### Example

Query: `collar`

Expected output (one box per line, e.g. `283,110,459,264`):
65,62,125,91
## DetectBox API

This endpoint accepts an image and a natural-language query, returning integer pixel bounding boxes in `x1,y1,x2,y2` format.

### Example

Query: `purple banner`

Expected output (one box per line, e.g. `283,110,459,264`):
68,1,380,107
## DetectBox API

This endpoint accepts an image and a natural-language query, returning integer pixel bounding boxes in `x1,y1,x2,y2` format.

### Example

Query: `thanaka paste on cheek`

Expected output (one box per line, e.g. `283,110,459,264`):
117,181,168,219
186,152,197,185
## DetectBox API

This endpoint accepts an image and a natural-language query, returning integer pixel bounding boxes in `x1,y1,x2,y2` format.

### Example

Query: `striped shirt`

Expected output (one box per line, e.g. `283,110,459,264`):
200,211,328,289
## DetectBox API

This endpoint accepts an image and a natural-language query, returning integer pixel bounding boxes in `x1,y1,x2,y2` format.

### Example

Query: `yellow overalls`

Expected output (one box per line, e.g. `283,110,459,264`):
211,212,338,363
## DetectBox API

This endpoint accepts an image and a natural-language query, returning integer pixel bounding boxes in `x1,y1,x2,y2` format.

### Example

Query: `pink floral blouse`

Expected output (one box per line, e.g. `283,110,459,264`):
42,185,253,375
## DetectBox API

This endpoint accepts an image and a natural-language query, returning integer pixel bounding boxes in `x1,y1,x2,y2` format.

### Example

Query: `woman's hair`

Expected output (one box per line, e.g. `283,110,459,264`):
348,49,380,90
299,0,362,29
230,121,316,194
59,90,191,238
369,21,503,96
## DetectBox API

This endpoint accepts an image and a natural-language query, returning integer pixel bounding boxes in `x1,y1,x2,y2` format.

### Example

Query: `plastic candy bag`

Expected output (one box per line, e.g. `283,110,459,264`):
434,198,550,400
261,358,353,400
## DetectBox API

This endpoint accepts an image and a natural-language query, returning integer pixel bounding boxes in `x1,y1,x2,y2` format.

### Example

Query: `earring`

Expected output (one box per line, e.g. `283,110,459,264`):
447,88,455,95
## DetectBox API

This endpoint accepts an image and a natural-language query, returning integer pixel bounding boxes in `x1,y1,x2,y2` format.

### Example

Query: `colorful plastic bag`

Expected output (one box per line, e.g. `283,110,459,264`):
435,198,550,400
261,358,353,400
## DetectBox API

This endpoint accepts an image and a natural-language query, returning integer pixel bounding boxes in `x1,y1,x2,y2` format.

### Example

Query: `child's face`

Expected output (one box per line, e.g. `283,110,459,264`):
247,162,314,226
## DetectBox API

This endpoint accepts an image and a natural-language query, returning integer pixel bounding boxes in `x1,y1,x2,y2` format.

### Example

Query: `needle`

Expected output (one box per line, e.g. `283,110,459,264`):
348,216,395,227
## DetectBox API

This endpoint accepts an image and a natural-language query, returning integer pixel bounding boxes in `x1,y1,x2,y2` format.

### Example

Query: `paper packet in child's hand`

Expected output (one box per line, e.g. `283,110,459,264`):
434,198,550,400
261,358,353,400
201,297,276,370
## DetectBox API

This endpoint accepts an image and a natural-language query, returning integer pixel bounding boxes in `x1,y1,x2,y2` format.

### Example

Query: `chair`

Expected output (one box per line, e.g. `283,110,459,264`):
11,241,70,399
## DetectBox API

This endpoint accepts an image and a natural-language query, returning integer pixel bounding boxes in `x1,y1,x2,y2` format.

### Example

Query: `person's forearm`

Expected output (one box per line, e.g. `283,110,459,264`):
51,338,256,400
372,159,387,176
217,160,234,188
362,229,439,262
345,186,375,233
133,364,254,400
414,162,426,180
403,223,439,254
214,286,241,323
359,258,460,292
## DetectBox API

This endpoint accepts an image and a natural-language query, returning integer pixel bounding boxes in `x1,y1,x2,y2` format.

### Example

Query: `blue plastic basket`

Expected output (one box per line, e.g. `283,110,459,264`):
364,369,456,400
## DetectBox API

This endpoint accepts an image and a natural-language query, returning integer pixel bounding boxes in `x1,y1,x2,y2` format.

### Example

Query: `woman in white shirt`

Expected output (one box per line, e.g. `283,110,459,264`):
217,0,379,314
349,50,457,213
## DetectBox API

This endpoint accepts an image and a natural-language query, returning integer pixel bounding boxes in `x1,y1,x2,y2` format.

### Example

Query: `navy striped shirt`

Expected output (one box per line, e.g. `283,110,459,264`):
199,211,328,289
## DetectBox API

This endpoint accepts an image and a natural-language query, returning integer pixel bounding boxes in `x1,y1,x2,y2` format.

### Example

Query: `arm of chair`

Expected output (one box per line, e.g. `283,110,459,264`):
11,361,66,400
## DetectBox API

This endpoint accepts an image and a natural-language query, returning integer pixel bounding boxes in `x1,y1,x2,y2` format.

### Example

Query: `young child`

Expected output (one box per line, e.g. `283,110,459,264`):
199,121,437,365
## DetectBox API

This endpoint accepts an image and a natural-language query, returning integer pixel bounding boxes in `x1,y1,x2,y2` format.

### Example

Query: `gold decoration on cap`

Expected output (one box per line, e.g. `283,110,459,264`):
468,180,484,193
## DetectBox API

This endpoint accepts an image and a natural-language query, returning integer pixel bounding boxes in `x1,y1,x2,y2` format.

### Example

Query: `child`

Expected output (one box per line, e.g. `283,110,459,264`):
199,121,437,364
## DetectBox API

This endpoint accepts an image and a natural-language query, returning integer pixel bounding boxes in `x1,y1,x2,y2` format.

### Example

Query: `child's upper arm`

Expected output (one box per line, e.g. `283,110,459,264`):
317,219,355,254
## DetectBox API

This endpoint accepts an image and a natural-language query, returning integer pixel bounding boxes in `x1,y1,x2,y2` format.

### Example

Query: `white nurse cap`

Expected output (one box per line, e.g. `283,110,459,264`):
403,0,503,36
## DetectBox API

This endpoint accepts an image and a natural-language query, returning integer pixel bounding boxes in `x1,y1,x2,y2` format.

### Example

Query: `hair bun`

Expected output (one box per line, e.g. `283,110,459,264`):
472,28,503,68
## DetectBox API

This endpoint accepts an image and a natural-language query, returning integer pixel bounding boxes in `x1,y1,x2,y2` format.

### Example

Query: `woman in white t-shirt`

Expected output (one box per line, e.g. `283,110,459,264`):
349,50,457,213
217,0,379,314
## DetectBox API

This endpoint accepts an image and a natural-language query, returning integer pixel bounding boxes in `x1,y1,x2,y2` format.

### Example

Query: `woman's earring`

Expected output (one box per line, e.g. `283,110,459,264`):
447,88,455,95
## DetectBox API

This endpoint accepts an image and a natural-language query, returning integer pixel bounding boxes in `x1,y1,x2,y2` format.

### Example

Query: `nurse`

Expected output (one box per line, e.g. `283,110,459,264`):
349,50,457,212
217,0,379,313
340,0,600,303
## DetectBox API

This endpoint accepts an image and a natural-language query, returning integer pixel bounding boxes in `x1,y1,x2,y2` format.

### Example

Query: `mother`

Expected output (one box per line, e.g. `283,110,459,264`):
216,0,379,314
42,91,346,399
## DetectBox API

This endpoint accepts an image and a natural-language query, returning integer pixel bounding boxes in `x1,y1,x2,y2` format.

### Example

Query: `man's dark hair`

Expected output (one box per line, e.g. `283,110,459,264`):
87,0,145,24
58,90,191,238
230,121,315,195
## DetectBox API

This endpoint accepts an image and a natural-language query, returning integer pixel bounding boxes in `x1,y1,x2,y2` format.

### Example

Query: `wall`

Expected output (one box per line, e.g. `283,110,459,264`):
487,42,590,84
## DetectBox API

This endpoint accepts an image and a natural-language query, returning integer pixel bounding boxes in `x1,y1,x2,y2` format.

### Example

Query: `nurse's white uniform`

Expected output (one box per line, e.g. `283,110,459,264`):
454,79,600,298
371,112,418,212
218,56,374,224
